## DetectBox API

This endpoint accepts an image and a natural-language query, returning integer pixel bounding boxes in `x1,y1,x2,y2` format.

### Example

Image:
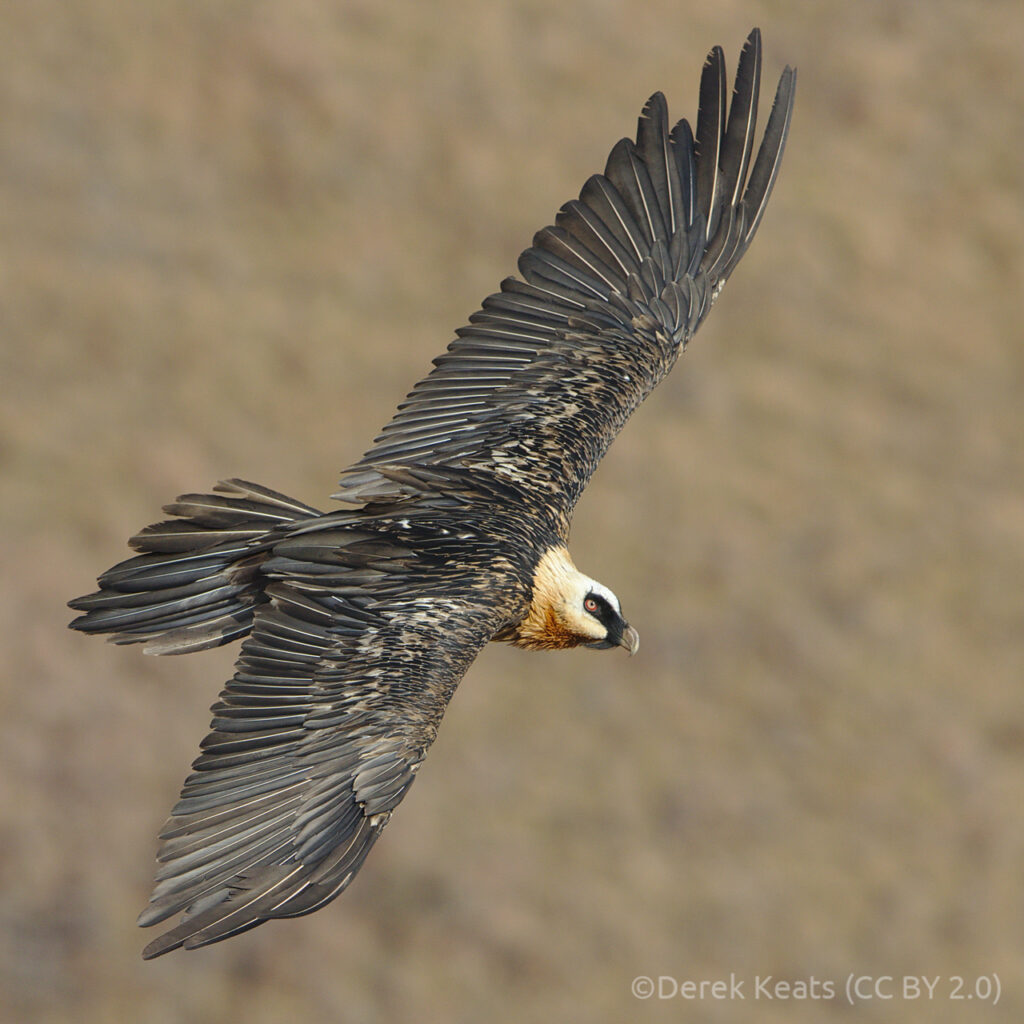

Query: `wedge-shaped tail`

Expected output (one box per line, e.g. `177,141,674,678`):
69,480,321,654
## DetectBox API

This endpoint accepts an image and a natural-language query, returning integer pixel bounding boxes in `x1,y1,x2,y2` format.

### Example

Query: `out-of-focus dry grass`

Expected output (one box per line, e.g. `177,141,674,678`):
2,1,1023,1021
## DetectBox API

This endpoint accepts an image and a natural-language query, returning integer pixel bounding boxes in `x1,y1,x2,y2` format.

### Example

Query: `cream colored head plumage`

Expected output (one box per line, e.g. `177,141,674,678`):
504,546,639,654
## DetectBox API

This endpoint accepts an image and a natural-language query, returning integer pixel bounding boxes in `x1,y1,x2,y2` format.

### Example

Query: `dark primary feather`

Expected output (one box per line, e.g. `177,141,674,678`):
136,515,514,958
338,28,796,531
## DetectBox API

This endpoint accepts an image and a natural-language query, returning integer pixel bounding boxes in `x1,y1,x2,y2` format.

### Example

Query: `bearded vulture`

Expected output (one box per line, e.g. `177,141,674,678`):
70,28,795,958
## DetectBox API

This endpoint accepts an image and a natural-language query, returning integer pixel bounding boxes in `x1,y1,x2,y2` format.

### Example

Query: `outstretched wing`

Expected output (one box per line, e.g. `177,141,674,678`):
137,526,505,958
337,29,796,527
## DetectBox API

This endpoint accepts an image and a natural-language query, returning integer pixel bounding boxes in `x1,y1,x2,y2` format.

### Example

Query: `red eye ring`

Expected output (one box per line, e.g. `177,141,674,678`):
584,597,599,613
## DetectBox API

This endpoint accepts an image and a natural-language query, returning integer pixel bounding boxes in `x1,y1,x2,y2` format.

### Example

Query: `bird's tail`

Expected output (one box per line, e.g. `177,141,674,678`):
69,479,321,655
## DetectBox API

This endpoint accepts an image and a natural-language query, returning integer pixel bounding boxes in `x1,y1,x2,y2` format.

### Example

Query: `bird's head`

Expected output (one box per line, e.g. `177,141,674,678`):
511,545,639,654
560,574,640,655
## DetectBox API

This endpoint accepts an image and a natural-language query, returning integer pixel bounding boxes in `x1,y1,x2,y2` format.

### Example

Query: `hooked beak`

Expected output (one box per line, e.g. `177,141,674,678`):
618,624,640,656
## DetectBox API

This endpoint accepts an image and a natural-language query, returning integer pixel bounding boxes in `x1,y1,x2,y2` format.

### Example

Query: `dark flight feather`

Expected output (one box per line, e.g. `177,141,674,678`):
339,28,795,529
136,553,507,958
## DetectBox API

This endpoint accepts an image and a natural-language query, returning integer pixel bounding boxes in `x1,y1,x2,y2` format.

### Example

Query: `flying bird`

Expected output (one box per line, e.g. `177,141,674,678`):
70,28,795,958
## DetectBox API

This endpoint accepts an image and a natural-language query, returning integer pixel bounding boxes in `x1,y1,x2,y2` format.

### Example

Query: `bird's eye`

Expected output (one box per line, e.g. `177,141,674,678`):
584,596,599,614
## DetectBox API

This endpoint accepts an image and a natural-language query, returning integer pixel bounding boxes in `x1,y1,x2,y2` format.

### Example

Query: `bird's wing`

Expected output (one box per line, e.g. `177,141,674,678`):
137,524,506,958
337,29,795,527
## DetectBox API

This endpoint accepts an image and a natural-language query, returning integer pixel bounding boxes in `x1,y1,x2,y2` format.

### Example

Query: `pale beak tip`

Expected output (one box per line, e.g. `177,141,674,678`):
620,625,640,657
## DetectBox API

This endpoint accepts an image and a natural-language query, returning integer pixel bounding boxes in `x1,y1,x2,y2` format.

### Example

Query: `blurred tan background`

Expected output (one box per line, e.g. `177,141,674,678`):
3,1,1023,1021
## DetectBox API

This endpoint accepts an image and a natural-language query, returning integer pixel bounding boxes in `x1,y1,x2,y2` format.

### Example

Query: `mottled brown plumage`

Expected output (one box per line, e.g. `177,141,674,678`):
69,29,794,958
